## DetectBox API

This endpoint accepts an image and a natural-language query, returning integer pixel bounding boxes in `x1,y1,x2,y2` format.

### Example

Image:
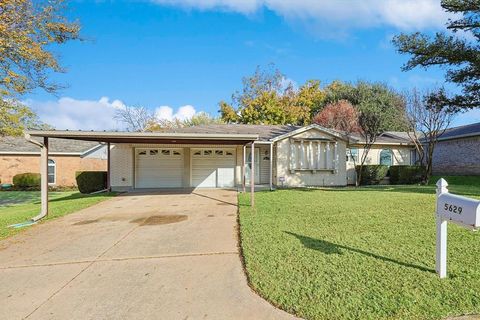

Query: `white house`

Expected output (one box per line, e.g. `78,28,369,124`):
25,124,416,192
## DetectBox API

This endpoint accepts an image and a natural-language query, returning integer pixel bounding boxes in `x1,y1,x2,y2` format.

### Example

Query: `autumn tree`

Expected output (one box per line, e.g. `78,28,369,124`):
0,99,49,136
146,111,223,131
404,88,454,183
313,100,360,133
219,64,323,125
0,0,80,135
393,0,480,110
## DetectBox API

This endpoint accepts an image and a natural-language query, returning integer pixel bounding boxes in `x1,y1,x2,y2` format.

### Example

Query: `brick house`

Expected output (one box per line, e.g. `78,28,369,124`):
0,136,107,186
432,122,480,176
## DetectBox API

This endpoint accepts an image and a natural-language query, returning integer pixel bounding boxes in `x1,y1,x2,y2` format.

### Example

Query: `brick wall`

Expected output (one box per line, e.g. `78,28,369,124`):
0,155,107,186
432,136,480,175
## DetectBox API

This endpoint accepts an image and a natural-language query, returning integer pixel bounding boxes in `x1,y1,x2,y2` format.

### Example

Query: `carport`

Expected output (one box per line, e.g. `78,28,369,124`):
24,130,260,221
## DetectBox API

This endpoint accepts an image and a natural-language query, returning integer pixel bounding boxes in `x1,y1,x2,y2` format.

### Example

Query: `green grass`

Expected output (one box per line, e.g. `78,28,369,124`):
239,178,480,320
0,191,117,240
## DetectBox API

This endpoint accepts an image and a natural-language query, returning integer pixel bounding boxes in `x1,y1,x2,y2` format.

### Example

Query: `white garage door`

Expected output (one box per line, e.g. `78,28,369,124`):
192,148,235,188
135,148,184,188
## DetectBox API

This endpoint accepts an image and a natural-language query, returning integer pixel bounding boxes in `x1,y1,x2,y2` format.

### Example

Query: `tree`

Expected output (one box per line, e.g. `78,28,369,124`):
322,81,409,131
404,88,454,183
114,106,155,132
146,111,223,131
392,0,480,110
219,64,322,125
0,98,49,136
313,100,360,133
0,0,80,97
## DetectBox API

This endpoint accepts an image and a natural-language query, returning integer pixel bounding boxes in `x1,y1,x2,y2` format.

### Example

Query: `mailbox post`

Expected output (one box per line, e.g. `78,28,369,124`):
435,178,480,278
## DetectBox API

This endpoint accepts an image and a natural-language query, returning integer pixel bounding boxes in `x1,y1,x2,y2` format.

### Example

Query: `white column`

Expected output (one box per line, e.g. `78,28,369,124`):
317,141,321,169
40,137,49,218
242,145,246,193
436,178,449,278
300,140,305,169
309,141,314,169
326,142,330,169
290,140,295,171
333,142,338,173
269,143,273,190
250,142,255,207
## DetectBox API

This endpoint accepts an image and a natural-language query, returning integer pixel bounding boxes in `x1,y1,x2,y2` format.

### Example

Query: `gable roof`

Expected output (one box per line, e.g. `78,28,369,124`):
437,122,480,141
269,124,349,142
0,136,103,155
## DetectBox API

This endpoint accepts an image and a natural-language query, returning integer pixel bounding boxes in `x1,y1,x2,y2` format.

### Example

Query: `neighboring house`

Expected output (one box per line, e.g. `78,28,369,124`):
25,124,415,190
347,131,416,184
0,136,107,186
431,122,480,176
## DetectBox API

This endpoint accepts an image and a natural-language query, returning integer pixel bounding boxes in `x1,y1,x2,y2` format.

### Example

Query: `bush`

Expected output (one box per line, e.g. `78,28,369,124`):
75,171,107,194
356,165,389,185
12,173,41,190
390,165,425,185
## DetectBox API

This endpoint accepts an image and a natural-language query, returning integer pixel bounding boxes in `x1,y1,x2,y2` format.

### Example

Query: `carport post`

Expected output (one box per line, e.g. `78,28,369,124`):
250,142,255,207
269,143,273,191
107,142,111,191
242,145,246,193
40,137,49,218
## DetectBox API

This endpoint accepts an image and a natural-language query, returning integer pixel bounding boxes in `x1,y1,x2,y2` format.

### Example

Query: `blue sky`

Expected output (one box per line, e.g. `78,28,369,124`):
24,0,480,130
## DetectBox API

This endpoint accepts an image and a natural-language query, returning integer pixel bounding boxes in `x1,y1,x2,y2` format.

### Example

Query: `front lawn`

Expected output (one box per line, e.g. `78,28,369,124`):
0,191,117,240
239,179,480,320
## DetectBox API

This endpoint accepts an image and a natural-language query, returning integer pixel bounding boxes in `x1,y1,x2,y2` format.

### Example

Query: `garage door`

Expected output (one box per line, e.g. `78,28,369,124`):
135,148,184,188
191,148,235,188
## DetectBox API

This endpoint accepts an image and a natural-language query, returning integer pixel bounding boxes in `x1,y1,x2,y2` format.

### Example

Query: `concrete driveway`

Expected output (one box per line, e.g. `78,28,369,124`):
0,189,296,320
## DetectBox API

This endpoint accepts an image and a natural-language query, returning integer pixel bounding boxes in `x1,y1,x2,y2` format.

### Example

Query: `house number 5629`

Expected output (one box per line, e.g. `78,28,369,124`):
444,203,463,214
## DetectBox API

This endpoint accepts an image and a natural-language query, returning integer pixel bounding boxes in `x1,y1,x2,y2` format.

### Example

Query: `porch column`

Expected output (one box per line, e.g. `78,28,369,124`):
242,145,246,193
317,141,321,170
326,142,330,169
250,142,255,207
107,142,111,191
40,137,49,218
269,143,273,191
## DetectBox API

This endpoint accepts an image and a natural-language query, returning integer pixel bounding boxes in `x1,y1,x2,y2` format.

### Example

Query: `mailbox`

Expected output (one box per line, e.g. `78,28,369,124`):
437,193,480,229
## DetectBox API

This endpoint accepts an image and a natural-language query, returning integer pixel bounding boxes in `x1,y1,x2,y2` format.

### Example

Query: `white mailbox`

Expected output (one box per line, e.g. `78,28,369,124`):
435,178,480,279
437,193,480,229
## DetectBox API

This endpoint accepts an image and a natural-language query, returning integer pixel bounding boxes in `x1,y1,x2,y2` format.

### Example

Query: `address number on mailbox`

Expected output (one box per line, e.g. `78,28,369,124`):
443,203,462,214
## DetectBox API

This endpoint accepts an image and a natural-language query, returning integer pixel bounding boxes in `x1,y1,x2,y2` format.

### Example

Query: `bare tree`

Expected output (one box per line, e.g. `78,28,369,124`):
404,88,455,184
356,109,383,186
114,106,155,132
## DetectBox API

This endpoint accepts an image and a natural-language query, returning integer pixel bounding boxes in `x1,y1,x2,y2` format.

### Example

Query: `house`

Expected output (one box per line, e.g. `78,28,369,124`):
0,136,107,186
431,122,480,175
24,124,415,191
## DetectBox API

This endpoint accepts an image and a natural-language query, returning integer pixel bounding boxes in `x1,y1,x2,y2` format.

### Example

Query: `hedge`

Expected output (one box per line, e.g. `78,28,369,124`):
13,173,41,190
390,165,425,185
75,171,107,194
356,165,389,185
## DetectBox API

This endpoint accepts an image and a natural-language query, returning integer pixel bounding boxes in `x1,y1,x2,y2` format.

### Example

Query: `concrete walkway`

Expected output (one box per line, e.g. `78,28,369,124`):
0,189,296,320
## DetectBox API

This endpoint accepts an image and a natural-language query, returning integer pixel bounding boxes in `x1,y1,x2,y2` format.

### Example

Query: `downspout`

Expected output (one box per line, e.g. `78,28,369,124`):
24,133,49,222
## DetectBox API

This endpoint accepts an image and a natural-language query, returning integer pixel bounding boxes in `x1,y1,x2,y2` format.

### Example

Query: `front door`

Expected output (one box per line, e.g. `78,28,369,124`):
246,148,260,185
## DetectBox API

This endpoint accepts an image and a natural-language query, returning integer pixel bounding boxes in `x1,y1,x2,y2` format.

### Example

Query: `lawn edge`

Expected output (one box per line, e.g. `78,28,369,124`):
235,192,302,319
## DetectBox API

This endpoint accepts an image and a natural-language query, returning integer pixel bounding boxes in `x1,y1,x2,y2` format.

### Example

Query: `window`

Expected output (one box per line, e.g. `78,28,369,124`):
138,150,147,155
225,151,233,156
193,150,201,156
150,149,159,155
172,150,181,155
379,149,393,166
346,148,358,162
203,150,212,156
160,149,170,156
48,159,55,184
215,150,223,156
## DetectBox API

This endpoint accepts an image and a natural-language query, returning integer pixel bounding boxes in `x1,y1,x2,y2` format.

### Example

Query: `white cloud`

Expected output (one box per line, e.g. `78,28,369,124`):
24,97,199,130
151,0,453,33
155,105,197,121
24,96,127,131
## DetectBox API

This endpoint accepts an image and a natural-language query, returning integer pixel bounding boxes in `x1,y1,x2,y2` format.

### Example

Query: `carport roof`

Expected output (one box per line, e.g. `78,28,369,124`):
25,130,259,145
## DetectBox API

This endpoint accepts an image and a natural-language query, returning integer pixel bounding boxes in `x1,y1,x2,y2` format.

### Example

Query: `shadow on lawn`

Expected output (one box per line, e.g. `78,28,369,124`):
285,231,435,274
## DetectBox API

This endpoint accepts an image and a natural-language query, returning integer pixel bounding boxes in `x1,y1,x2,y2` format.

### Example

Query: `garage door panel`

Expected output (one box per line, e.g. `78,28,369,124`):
135,148,184,188
192,149,235,188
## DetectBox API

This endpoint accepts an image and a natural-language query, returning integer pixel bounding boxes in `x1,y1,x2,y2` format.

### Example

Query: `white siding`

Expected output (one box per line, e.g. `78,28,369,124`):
110,144,133,190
